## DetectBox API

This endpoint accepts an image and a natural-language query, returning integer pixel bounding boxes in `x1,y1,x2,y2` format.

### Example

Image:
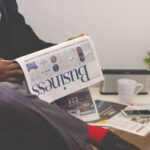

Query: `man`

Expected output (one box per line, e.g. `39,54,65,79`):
0,0,140,150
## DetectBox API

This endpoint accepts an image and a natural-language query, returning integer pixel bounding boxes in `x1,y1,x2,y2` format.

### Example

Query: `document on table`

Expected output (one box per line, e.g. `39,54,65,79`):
90,103,150,136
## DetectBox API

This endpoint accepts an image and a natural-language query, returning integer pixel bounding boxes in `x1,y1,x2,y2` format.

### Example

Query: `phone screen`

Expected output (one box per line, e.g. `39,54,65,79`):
124,110,150,116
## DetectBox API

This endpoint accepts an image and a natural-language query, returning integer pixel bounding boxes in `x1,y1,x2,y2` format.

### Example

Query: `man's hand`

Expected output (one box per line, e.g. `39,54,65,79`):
0,60,24,83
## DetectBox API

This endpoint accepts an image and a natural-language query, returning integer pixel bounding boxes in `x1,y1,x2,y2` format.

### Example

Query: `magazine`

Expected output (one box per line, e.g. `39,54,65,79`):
54,88,99,122
15,35,103,103
90,100,150,136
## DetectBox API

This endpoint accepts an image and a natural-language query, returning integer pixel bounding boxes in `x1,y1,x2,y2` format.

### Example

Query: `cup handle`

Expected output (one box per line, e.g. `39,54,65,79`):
135,83,144,95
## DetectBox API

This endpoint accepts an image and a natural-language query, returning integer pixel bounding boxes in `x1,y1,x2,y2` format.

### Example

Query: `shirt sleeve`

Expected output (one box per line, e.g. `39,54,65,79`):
10,12,56,58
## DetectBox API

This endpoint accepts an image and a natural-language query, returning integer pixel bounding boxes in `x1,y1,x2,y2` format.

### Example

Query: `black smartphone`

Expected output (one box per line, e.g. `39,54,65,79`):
121,109,150,117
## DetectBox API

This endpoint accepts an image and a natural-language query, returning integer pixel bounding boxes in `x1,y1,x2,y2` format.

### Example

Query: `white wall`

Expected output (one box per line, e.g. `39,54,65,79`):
16,0,150,69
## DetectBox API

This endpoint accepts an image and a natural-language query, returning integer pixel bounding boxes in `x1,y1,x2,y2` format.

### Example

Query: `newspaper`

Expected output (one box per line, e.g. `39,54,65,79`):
16,35,104,103
54,88,100,122
90,101,150,136
107,110,150,136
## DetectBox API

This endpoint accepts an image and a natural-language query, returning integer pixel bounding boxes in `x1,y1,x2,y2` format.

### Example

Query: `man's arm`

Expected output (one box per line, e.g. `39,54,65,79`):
11,12,55,58
0,0,55,82
1,0,55,59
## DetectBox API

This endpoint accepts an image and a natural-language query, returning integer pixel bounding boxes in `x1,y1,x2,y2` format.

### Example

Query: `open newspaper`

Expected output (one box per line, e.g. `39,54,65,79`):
16,35,104,103
90,100,150,136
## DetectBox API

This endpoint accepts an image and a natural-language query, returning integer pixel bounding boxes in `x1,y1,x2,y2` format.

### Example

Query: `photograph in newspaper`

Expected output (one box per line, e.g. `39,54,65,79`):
130,116,150,125
130,104,150,126
54,88,99,122
16,35,104,103
107,111,150,136
92,100,127,124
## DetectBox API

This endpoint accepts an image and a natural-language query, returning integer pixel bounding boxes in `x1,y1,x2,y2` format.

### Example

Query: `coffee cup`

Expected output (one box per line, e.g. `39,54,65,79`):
117,79,144,103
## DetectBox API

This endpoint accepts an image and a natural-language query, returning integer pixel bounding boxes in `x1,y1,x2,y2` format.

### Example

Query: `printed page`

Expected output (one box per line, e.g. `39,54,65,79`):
16,35,103,103
54,88,100,122
107,112,150,136
94,100,127,125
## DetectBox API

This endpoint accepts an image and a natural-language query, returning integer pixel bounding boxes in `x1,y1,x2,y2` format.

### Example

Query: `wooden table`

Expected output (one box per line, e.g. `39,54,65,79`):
90,87,150,150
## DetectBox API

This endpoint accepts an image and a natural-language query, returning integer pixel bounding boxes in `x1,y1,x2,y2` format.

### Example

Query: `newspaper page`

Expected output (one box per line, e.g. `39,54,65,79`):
16,35,103,103
90,102,150,136
107,110,150,136
93,100,127,125
54,88,100,122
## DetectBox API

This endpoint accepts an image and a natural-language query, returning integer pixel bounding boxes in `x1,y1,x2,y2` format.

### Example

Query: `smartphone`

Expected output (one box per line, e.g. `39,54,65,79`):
121,109,150,117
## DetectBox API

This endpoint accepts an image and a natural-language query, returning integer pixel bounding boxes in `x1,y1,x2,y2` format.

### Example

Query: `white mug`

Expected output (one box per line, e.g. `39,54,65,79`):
117,79,144,103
